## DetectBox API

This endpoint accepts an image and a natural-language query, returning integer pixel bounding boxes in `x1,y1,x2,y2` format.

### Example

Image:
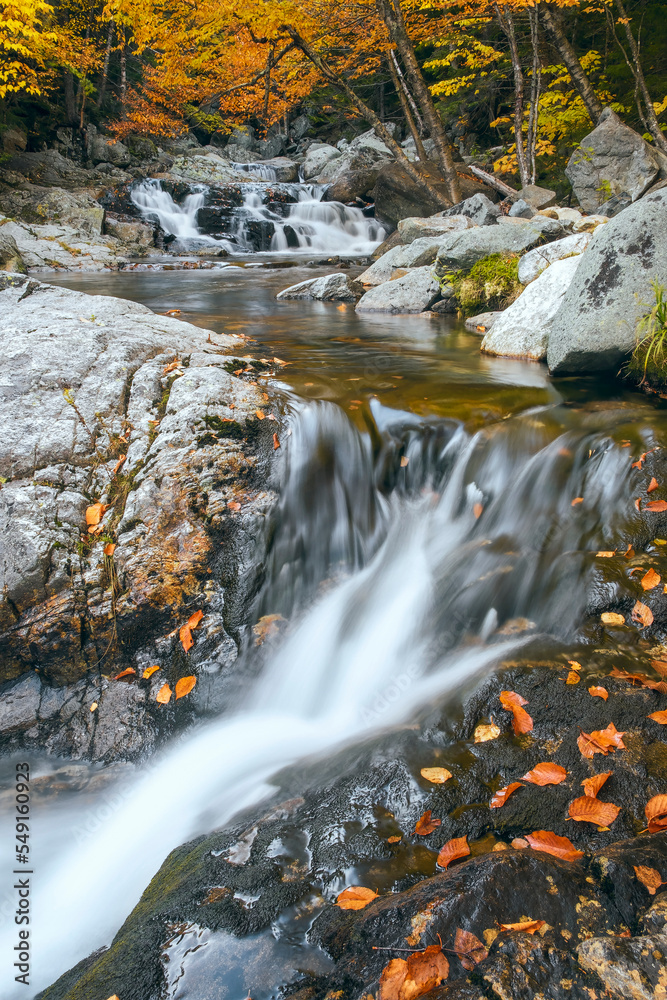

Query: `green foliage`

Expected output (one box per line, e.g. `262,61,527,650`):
627,281,667,387
447,254,522,317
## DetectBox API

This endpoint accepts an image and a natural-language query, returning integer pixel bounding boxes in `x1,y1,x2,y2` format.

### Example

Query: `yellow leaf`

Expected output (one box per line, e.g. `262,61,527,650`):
142,664,160,679
474,722,500,743
420,767,453,784
175,675,197,699
156,683,172,704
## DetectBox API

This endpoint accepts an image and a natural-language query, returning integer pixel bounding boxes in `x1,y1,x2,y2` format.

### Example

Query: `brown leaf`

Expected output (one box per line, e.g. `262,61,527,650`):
490,782,522,809
571,497,583,506
113,667,136,681
420,767,453,784
252,613,285,645
336,886,378,910
646,500,667,512
632,600,654,627
400,455,409,467
179,609,204,653
437,836,470,870
175,675,197,699
642,568,661,590
163,358,181,374
500,920,545,934
568,795,620,826
609,667,667,694
648,478,660,493
387,836,401,844
634,865,665,894
255,409,265,420
273,432,281,450
588,686,608,700
474,723,500,743
522,762,567,786
453,928,488,970
646,794,667,833
499,691,533,735
378,944,449,1000
85,502,108,527
104,542,116,557
600,612,625,625
635,497,642,511
228,500,241,512
525,830,584,861
414,810,441,836
578,722,626,758
156,682,172,704
651,659,667,677
473,502,483,519
142,664,160,680
566,671,580,685
596,551,616,557
648,710,667,724
581,772,612,798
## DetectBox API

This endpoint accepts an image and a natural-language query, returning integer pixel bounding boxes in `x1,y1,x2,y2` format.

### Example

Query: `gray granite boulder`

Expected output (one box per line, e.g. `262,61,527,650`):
518,232,591,284
547,188,667,374
443,192,500,226
434,223,545,277
302,143,341,179
358,237,453,286
397,214,472,243
277,272,362,302
0,185,105,236
356,266,440,313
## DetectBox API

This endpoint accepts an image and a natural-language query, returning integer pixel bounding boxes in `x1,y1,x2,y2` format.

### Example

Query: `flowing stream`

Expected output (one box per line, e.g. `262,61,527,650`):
2,264,667,997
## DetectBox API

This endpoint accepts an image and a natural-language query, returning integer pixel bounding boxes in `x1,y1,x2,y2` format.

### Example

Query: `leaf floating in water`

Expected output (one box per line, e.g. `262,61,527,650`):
414,810,441,835
500,919,545,934
578,723,626,758
581,772,612,798
113,668,136,682
646,500,667,512
156,683,172,704
634,865,665,894
453,928,488,970
336,886,378,910
568,795,620,826
632,601,654,628
522,762,567,786
420,767,452,784
474,722,500,743
525,830,584,861
499,690,533,735
490,782,522,809
437,836,470,870
378,943,449,1000
600,612,625,626
473,502,483,519
648,710,667,724
646,794,667,833
387,835,401,844
648,477,660,493
596,551,615,557
142,664,160,680
588,686,608,700
179,609,204,652
175,675,197,699
641,568,661,590
609,666,667,694
252,613,285,645
273,432,281,450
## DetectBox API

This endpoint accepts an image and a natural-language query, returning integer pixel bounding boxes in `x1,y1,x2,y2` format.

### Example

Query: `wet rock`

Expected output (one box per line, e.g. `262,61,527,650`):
547,188,667,374
519,184,557,210
103,215,155,253
482,254,582,361
276,272,363,302
303,144,341,179
442,193,500,227
518,232,591,284
433,224,544,278
464,311,501,333
566,108,667,212
260,157,300,182
358,237,457,286
590,834,667,929
577,933,667,998
0,229,26,272
356,266,440,314
397,214,473,243
642,893,667,934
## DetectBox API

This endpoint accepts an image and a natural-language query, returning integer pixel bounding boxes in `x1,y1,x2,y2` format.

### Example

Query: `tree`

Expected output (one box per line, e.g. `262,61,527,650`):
0,0,56,98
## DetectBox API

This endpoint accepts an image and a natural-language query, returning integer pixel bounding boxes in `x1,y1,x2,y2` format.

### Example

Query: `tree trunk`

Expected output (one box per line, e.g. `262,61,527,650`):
391,49,425,135
119,29,127,116
282,25,452,209
526,6,542,185
387,52,428,161
97,23,114,107
495,5,530,189
613,0,667,154
64,71,77,125
375,0,460,202
540,4,603,124
263,46,274,120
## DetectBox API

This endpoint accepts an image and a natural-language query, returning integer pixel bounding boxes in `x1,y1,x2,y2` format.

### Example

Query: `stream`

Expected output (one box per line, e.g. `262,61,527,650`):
3,254,667,997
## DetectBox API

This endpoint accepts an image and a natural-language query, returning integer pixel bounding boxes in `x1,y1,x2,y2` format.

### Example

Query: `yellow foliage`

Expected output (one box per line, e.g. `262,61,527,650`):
0,0,57,97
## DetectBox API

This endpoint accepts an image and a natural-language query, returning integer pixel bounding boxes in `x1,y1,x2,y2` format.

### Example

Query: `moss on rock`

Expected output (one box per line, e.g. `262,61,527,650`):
445,253,523,317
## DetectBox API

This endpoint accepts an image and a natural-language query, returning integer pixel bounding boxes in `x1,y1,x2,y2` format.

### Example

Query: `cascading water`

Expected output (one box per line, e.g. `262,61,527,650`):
130,178,213,242
2,392,655,997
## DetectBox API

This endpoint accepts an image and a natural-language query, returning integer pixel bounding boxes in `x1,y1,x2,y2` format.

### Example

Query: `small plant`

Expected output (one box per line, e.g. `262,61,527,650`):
447,254,523,317
627,281,667,386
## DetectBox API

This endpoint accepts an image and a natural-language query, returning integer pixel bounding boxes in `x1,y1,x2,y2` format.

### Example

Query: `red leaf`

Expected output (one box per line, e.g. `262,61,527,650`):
499,691,533,735
437,836,470,870
453,928,488,970
588,686,608,700
490,782,522,808
522,762,567,786
581,772,612,798
113,667,136,681
646,500,667,511
414,810,441,835
568,795,620,826
525,830,584,861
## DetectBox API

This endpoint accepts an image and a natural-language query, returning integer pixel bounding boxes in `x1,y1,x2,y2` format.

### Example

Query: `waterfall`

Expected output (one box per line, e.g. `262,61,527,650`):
130,178,214,242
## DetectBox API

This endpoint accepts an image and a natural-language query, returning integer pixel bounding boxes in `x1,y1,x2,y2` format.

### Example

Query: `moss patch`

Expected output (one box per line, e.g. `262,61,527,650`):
446,253,523,317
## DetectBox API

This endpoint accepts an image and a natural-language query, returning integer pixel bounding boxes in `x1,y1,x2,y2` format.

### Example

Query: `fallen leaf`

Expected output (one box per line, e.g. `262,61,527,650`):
634,865,665,894
400,456,409,467
499,691,533,735
378,944,449,1000
474,723,500,743
511,838,529,849
632,600,654,627
336,886,378,910
142,664,160,679
651,659,667,677
646,794,667,833
387,836,401,844
113,667,136,682
571,497,583,506
228,501,241,512
252,613,285,644
646,500,667,512
522,762,567,786
255,409,265,420
453,928,488,970
112,454,127,475
272,356,288,366
164,308,181,316
179,609,204,653
473,502,483,519
273,432,281,450
414,810,441,835
163,358,181,374
493,842,508,851
642,568,661,590
568,660,582,671
578,722,626,759
648,478,660,493
85,502,108,527
104,542,116,557
635,497,642,511
490,782,522,809
568,795,620,826
596,551,616,557
175,675,197,699
525,830,584,861
648,710,667,724
156,682,172,704
609,666,667,694
601,612,625,625
420,767,453,784
625,545,636,558
437,836,470,869
90,702,98,712
500,920,545,934
566,671,580,685
581,772,612,798
588,686,608,700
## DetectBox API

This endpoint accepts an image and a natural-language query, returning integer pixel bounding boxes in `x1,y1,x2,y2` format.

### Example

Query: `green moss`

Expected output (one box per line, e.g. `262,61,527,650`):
446,253,523,317
626,280,667,388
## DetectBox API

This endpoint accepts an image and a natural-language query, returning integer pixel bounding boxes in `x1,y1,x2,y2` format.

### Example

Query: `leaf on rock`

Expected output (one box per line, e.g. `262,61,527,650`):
512,838,529,848
175,675,197,699
500,919,545,934
179,609,204,653
525,830,584,861
414,810,441,835
490,782,522,809
378,944,449,1000
420,767,453,784
228,500,242,512
142,664,160,680
578,723,626,758
522,762,567,786
499,691,533,735
566,671,580,685
588,686,608,700
571,497,583,506
642,568,661,590
453,928,488,970
648,710,667,724
336,886,378,910
568,795,620,826
85,502,108,527
600,612,625,625
112,454,127,475
273,432,281,450
473,502,483,519
474,723,500,743
437,836,470,870
387,836,401,844
252,613,285,645
609,667,667,694
156,682,172,704
113,667,136,682
581,772,612,798
646,794,667,833
646,500,667,512
648,478,660,493
632,600,654,627
596,551,616,557
634,865,665,894
255,409,265,420
104,542,116,556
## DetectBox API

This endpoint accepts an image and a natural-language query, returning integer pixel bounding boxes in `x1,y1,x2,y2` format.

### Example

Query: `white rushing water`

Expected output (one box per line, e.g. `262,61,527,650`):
131,177,385,255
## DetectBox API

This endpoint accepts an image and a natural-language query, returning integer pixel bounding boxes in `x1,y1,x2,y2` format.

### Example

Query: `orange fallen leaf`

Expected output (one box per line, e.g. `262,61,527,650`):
522,762,567,786
473,502,483,519
635,497,642,511
499,691,533,735
642,568,661,590
648,478,660,493
646,500,667,512
90,702,98,712
164,309,181,317
651,659,667,677
175,675,197,699
179,609,204,653
568,795,620,826
474,723,500,743
112,454,127,475
156,682,172,704
634,865,665,894
272,357,288,366
453,928,488,970
632,600,654,627
163,358,181,374
228,500,241,512
252,613,285,644
255,409,265,420
113,667,136,682
578,722,626,759
387,836,401,844
581,772,612,798
609,666,667,694
104,542,116,557
646,794,667,833
624,545,636,558
525,830,584,861
414,810,441,835
378,944,449,1000
648,710,667,724
588,686,608,700
86,502,108,527
571,497,583,506
420,767,452,784
596,551,615,557
600,612,625,625
566,671,580,685
336,886,378,910
500,919,545,934
437,836,470,870
142,664,160,679
511,838,529,849
400,456,409,467
490,782,522,809
273,433,281,450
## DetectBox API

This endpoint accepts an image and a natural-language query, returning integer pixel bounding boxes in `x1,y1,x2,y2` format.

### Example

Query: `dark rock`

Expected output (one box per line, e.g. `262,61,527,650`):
642,892,667,934
373,161,452,229
590,833,667,929
324,168,382,203
577,932,667,998
598,191,632,217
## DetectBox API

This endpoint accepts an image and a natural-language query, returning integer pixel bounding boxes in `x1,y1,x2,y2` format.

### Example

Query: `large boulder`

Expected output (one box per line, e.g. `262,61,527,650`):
323,168,381,203
547,188,667,374
103,215,156,253
518,232,591,284
373,160,452,229
0,229,26,272
276,272,362,302
565,108,667,212
519,183,557,209
0,186,105,237
87,128,131,167
397,213,473,243
5,149,101,190
0,214,127,271
169,153,249,185
355,266,440,313
443,192,500,226
302,143,341,180
433,223,545,278
481,255,582,360
358,237,457,286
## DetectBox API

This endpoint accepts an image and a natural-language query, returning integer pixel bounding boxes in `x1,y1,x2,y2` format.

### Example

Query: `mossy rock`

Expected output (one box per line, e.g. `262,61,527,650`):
445,253,523,318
